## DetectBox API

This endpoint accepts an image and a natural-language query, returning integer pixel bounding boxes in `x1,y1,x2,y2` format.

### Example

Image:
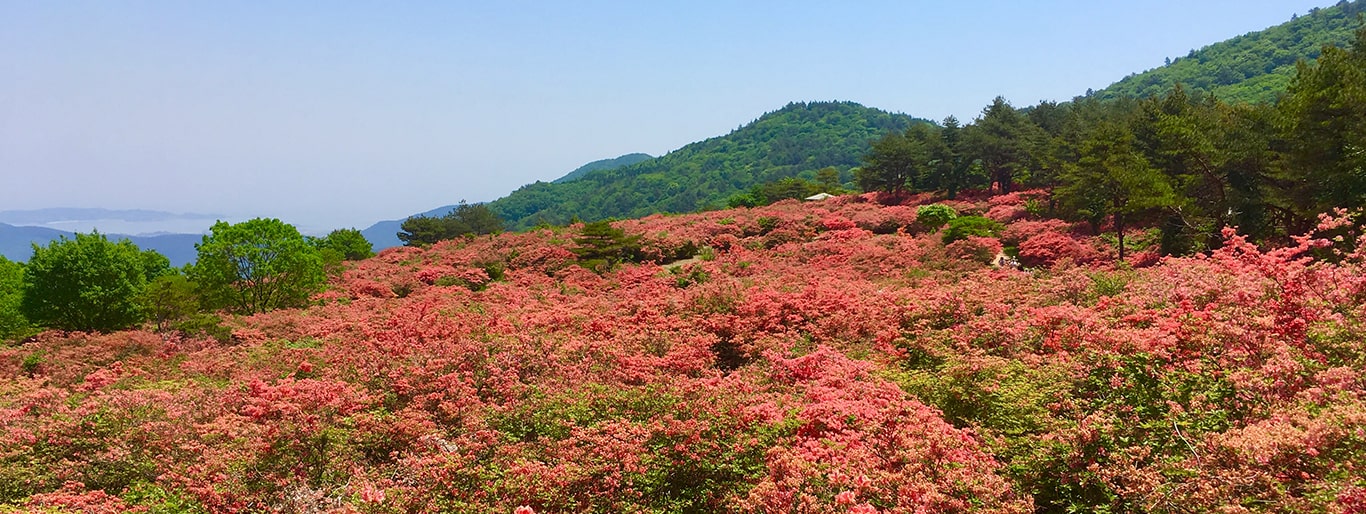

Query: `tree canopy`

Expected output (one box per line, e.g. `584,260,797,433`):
856,123,933,194
19,232,169,332
312,228,374,261
398,203,504,246
963,97,1044,194
140,273,198,331
571,220,642,273
1276,25,1366,221
727,172,843,208
0,256,30,340
1058,122,1176,261
190,218,326,314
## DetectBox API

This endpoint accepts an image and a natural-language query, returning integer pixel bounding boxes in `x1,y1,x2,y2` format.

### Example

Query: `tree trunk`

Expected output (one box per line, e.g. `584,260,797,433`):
1115,213,1126,262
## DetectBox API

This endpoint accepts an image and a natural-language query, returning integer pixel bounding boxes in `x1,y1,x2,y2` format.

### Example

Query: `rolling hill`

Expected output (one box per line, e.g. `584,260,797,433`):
486,101,927,229
1095,0,1364,103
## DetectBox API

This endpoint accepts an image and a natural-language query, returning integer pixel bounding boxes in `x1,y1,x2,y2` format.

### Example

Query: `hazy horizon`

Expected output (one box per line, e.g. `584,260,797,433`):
1,1,1337,231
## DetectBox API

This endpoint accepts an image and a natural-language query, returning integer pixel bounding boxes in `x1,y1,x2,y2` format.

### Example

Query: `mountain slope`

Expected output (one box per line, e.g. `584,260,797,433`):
1095,0,1364,103
488,101,925,229
552,153,654,184
0,223,203,266
0,224,68,262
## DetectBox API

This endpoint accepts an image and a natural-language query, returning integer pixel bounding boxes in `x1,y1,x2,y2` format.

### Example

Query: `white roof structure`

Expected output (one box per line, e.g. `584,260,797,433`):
804,192,835,201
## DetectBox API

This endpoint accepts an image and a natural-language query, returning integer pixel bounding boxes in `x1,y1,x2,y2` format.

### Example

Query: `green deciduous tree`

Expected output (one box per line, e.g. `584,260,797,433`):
0,256,32,340
140,273,199,331
310,228,374,278
941,215,1003,244
916,204,958,232
311,228,374,261
20,232,168,332
191,218,326,314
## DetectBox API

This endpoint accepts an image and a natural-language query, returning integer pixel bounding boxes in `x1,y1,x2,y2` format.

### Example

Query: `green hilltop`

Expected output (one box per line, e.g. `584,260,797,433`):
1095,0,1364,103
487,101,926,229
552,153,655,184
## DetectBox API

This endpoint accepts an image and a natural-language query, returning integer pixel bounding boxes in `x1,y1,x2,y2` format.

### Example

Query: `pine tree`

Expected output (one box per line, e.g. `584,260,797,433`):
1059,122,1175,261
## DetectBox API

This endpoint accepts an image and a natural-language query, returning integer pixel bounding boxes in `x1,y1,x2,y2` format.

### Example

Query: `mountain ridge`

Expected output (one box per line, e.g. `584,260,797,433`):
1094,0,1365,103
552,153,654,184
487,101,928,229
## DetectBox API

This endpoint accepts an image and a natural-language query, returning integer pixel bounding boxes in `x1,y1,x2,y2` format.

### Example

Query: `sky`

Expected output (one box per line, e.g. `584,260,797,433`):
0,0,1339,233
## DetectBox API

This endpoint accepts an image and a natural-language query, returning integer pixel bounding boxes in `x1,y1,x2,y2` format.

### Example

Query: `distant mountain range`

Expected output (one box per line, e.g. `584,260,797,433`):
0,223,203,266
1095,0,1364,103
0,208,222,226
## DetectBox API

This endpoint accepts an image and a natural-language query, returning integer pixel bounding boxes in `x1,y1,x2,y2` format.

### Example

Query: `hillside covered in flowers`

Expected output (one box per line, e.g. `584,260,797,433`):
3,192,1366,513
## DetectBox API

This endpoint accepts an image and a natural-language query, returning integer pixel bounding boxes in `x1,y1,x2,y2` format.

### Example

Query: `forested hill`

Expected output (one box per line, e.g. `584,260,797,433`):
551,153,654,184
1095,0,1364,103
487,101,925,229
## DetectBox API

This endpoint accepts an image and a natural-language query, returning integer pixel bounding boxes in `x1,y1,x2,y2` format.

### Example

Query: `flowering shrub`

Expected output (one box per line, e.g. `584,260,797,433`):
985,203,1028,223
1018,230,1102,267
999,219,1074,246
946,236,1004,264
1,198,1363,513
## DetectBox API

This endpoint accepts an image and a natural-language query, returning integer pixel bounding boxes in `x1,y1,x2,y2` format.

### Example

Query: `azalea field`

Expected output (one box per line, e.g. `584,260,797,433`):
4,193,1366,513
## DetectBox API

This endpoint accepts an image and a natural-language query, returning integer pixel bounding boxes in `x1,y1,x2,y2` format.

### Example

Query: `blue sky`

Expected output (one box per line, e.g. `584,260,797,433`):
0,1,1337,232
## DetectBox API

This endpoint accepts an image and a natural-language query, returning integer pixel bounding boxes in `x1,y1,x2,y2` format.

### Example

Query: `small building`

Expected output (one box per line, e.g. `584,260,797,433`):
804,192,834,201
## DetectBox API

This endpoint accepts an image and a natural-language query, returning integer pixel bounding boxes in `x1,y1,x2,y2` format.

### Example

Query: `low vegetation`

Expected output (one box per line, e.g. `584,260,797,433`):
3,191,1366,512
